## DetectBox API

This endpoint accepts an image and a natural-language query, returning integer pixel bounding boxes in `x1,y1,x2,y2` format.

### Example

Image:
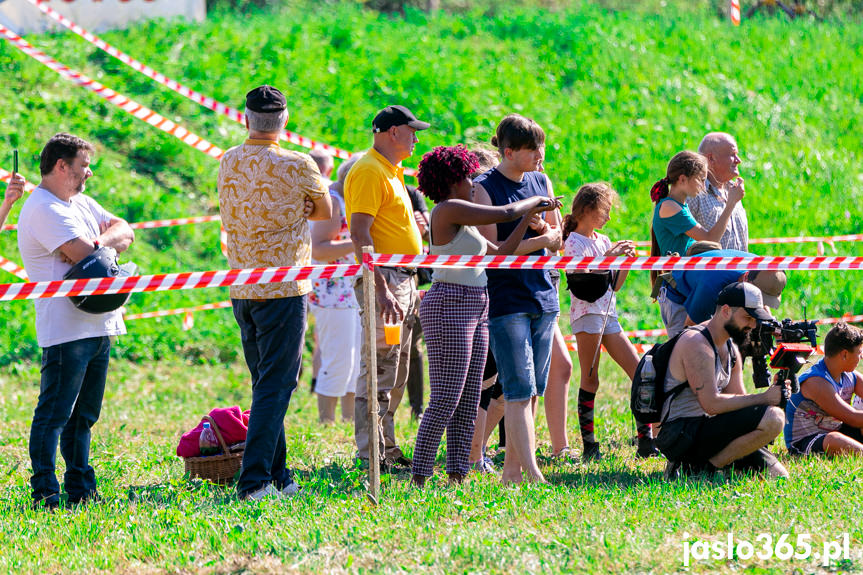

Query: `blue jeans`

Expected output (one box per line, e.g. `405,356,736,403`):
30,336,110,504
232,296,305,497
488,312,557,402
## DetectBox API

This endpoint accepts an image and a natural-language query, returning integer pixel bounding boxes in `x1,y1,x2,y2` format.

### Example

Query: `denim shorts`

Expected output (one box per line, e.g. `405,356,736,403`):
488,311,557,402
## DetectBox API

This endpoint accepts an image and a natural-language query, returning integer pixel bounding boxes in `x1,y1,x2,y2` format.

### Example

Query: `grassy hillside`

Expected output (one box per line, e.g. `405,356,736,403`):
0,0,861,365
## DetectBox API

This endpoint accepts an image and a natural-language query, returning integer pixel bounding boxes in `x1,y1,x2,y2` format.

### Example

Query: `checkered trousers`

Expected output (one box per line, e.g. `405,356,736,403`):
412,282,489,477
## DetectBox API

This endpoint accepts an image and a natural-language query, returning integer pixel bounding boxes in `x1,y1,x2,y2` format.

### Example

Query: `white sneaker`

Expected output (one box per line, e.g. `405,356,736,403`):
280,480,301,497
244,483,282,501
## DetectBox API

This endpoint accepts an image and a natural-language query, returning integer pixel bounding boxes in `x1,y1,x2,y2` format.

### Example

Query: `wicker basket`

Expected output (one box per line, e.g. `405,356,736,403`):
183,415,244,485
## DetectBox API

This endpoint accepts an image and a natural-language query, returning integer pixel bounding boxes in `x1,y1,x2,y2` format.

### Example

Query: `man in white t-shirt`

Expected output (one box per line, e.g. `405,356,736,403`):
17,133,134,509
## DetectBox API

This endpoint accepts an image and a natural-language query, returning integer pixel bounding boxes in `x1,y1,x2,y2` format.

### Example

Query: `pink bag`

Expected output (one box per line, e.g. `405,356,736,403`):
176,406,250,457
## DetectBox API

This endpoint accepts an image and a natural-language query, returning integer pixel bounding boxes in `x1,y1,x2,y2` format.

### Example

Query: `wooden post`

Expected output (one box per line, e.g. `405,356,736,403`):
361,246,380,504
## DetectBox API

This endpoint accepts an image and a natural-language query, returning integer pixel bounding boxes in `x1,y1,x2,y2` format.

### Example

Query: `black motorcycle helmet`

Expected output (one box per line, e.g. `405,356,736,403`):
62,246,137,314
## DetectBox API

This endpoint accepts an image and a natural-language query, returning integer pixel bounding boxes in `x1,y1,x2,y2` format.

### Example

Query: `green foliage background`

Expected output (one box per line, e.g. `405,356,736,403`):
0,0,861,366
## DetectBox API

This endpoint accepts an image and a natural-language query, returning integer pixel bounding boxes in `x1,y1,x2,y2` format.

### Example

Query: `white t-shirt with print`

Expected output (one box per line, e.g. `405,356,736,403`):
17,186,126,347
563,230,617,322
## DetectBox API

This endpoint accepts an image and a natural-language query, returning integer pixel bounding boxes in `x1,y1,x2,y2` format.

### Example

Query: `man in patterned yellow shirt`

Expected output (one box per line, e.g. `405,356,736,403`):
218,85,332,501
345,104,428,468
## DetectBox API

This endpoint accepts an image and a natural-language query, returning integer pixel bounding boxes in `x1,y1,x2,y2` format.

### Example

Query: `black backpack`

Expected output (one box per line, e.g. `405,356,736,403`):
630,326,736,424
630,330,688,424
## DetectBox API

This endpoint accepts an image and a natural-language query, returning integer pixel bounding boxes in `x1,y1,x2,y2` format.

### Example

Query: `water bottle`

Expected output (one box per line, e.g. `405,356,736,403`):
199,421,219,456
638,356,656,411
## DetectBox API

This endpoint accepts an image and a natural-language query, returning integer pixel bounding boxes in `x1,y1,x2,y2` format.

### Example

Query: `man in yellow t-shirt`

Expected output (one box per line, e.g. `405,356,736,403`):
218,85,332,501
345,104,427,466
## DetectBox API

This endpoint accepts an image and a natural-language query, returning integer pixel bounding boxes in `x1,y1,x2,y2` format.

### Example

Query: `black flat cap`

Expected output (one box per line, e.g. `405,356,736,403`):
246,85,287,113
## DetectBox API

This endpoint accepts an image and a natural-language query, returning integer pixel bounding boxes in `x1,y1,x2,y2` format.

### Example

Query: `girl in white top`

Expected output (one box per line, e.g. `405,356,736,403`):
562,182,658,459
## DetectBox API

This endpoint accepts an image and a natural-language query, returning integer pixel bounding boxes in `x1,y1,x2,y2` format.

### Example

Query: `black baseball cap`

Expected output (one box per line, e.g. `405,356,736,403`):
716,282,774,322
245,85,287,113
372,105,430,133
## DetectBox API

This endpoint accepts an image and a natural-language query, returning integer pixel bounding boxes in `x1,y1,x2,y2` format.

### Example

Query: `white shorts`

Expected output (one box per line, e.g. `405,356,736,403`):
570,313,622,335
311,305,361,397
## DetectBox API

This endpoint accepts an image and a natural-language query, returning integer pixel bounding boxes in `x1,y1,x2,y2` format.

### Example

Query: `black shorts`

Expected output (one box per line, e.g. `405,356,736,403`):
479,383,503,411
788,424,863,456
787,433,827,456
479,347,503,411
673,405,778,472
482,347,498,382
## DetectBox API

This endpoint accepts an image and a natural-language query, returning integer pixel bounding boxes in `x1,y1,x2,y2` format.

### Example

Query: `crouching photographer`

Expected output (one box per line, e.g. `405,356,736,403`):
784,322,863,457
657,283,790,480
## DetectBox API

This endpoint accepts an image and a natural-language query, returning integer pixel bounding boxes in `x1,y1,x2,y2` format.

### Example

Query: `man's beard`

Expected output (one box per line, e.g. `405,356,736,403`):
724,320,751,347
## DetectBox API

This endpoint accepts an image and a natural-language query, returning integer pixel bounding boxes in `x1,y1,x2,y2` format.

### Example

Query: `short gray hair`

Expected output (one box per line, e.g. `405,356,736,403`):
245,108,288,133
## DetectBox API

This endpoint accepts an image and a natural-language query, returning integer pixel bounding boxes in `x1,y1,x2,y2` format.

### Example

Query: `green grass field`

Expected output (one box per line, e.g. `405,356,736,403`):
1,1,863,573
3,359,863,573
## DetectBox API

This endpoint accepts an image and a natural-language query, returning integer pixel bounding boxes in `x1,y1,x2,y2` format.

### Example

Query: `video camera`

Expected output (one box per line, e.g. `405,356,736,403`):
739,318,818,393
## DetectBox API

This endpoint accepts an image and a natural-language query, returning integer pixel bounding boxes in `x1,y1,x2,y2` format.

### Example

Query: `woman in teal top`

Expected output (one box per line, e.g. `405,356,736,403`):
650,150,744,261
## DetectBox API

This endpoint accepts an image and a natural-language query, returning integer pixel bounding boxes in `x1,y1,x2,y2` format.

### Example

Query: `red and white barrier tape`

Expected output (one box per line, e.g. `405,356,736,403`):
564,341,825,356
125,300,231,321
0,168,37,192
819,314,863,325
0,255,29,281
373,254,863,271
0,24,224,161
0,263,360,301
565,341,653,354
219,226,228,258
3,254,863,302
4,214,222,232
129,215,221,230
563,315,863,351
0,168,37,231
730,0,741,25
749,235,863,245
620,327,668,339
25,0,355,161
560,328,668,341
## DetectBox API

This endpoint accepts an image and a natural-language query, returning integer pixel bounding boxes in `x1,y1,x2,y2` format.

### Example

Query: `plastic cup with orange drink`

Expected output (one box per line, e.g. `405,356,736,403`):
384,322,402,346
